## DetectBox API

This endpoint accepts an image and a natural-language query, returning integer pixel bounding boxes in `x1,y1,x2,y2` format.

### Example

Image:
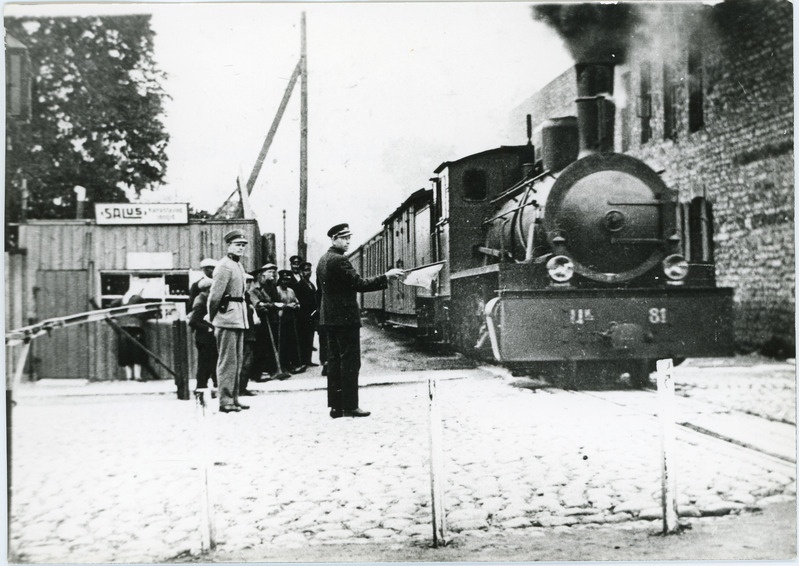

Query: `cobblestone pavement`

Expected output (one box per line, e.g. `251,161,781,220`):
674,359,796,424
9,352,796,564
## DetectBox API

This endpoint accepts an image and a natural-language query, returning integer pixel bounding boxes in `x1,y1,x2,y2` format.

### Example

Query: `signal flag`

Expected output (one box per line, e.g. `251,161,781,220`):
401,262,445,291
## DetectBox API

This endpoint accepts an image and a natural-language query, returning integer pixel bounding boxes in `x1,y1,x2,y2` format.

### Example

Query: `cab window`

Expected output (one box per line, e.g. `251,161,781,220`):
463,169,487,201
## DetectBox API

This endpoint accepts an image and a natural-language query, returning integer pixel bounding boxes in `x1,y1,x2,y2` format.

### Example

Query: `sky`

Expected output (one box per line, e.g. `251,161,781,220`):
4,1,574,264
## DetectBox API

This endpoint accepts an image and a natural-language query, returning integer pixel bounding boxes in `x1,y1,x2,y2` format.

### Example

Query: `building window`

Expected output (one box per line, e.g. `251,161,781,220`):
638,61,652,144
463,169,487,201
688,43,704,132
6,49,31,121
100,271,190,309
663,63,679,141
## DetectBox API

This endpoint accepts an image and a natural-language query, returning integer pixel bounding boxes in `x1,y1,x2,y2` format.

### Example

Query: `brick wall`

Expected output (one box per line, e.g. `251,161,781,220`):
511,0,794,353
509,71,576,159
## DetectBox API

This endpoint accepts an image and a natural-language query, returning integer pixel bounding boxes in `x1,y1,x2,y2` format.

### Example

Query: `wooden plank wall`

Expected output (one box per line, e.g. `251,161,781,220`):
34,269,90,378
14,220,262,381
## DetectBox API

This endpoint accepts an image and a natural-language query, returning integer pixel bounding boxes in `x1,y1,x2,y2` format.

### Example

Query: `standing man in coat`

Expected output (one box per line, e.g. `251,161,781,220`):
316,223,404,418
249,263,280,379
208,230,251,413
295,261,319,367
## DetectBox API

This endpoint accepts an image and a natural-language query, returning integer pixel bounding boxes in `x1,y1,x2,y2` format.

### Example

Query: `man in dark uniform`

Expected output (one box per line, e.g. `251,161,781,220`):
316,223,404,418
189,277,218,394
289,255,304,287
295,261,319,367
249,263,280,379
275,269,303,373
239,273,258,397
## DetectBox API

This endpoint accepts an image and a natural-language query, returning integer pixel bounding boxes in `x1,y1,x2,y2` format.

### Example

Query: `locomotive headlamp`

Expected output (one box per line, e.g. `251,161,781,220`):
662,254,689,281
547,255,575,283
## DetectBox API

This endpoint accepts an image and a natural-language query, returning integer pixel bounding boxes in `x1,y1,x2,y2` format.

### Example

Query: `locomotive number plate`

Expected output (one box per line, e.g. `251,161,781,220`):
570,307,669,324
569,308,595,324
648,307,668,324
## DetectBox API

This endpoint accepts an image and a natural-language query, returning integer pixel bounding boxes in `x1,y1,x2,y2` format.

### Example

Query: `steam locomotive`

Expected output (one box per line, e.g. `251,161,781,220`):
348,62,734,386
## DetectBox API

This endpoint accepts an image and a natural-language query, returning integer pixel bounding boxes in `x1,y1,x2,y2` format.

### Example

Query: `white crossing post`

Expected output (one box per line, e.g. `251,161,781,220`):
656,358,679,534
428,378,447,547
194,389,216,550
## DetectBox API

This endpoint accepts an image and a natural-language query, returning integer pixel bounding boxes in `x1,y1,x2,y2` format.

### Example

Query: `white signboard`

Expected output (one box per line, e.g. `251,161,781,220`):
95,203,189,225
126,252,174,270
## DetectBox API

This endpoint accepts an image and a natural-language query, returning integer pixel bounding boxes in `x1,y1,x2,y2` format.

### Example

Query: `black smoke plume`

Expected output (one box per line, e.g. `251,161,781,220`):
532,3,641,64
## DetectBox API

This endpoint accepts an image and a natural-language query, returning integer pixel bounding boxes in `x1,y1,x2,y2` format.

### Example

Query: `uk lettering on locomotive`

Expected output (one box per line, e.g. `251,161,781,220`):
348,60,734,387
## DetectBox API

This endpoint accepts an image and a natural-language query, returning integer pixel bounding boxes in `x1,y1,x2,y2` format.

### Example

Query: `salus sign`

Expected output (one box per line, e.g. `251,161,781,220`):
95,203,189,225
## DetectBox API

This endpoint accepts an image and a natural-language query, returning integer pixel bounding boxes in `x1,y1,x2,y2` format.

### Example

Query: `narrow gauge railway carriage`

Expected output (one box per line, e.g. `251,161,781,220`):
349,61,734,386
348,189,438,336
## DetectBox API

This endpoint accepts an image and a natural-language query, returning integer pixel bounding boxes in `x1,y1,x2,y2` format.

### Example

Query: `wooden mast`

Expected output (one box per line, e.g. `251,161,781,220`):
298,11,308,260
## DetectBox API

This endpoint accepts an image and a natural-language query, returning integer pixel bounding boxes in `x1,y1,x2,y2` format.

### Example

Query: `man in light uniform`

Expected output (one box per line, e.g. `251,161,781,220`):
208,230,251,413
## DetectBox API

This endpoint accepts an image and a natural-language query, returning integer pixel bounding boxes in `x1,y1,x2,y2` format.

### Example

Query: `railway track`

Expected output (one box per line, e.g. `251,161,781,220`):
562,388,796,476
481,358,795,474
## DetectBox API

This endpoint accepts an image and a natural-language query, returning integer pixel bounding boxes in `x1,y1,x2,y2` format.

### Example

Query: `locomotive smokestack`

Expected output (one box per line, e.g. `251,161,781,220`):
575,62,615,156
532,4,639,156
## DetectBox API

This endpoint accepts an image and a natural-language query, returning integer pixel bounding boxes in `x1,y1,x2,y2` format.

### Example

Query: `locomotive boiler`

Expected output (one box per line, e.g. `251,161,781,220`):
350,61,734,387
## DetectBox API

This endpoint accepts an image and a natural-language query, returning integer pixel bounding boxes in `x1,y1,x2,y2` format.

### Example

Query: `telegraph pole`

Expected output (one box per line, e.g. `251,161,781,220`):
298,12,308,260
282,209,287,268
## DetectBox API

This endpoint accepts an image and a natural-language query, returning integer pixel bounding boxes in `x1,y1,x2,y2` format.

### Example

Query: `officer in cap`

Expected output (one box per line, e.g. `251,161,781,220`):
208,229,251,413
316,223,404,418
295,261,319,367
289,255,304,287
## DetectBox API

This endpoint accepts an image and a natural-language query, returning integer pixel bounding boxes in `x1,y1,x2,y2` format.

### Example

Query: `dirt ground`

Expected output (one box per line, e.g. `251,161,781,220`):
205,502,796,563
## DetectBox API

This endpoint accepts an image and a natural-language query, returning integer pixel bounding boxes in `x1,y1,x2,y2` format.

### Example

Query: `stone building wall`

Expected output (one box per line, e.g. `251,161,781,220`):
509,0,794,353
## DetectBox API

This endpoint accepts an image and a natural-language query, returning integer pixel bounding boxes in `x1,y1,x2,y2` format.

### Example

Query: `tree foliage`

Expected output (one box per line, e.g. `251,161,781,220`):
5,15,169,220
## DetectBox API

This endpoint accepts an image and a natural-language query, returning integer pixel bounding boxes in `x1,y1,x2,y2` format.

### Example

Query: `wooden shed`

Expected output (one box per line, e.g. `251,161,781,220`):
5,215,264,381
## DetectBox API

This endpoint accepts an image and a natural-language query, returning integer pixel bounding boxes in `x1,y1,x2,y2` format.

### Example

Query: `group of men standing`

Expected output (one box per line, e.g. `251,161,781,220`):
248,254,319,379
192,223,403,417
